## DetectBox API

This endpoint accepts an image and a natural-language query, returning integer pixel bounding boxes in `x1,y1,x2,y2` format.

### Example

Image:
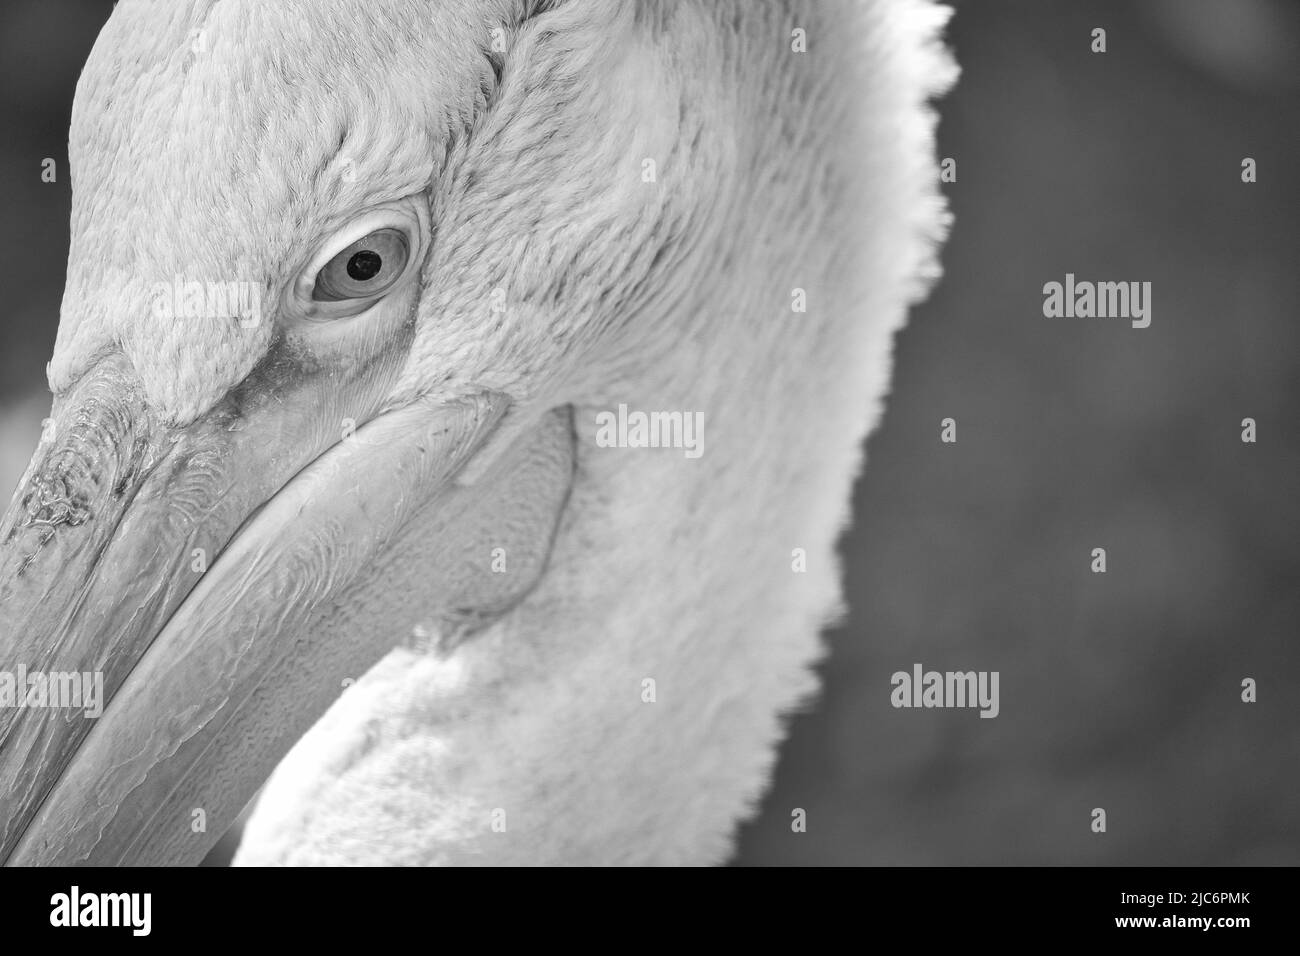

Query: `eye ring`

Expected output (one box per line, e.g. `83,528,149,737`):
286,198,427,323
312,228,410,302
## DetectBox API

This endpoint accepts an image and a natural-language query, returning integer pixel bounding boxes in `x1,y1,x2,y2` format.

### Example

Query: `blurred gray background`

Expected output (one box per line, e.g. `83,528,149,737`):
1,1,1296,865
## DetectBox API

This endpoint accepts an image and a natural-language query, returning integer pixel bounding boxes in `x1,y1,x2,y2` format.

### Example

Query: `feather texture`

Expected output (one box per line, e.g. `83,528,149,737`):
235,0,956,865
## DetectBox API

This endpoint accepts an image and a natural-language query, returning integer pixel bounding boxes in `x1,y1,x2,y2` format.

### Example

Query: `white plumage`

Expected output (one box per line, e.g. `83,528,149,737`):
0,0,954,866
240,0,956,865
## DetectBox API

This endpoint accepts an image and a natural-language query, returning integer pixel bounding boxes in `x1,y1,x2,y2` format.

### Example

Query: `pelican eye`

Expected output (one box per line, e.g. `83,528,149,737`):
312,229,409,302
286,199,427,324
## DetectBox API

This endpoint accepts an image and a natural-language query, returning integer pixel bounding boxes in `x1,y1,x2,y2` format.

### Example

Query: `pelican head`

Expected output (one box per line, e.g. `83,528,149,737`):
0,0,954,865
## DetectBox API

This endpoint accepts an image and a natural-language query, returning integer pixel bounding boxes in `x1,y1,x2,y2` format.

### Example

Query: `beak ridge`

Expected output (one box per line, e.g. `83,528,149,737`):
1,376,574,866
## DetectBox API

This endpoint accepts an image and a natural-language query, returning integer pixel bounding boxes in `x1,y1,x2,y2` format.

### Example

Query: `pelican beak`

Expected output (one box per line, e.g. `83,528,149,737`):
0,352,574,866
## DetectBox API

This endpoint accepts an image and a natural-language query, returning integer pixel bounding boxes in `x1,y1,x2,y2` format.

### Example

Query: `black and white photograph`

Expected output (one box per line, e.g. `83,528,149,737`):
0,0,1294,936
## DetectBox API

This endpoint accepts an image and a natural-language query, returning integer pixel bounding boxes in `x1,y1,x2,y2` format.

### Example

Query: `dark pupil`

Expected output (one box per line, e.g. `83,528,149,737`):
347,250,383,282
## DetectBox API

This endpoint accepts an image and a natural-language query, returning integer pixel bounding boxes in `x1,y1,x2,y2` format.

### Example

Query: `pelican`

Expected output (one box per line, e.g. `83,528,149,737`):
0,0,955,865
